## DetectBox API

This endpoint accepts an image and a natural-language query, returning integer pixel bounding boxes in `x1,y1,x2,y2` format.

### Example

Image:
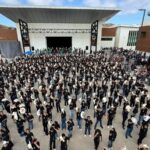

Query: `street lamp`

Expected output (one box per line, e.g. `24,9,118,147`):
139,9,146,26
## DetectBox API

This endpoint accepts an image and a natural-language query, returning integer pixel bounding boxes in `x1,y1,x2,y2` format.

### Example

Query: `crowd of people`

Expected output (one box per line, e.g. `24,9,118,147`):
0,49,150,150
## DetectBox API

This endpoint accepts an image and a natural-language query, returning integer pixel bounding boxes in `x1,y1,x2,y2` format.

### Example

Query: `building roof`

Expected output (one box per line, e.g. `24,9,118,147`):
0,6,120,24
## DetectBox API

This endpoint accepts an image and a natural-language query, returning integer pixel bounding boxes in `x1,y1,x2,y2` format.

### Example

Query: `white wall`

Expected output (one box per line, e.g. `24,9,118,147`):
16,22,103,53
115,26,139,50
101,36,115,48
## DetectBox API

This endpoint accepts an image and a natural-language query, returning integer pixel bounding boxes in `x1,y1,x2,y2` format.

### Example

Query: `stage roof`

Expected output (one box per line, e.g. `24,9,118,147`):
0,6,120,24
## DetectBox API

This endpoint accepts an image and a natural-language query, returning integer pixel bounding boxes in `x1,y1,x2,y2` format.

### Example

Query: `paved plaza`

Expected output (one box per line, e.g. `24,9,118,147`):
1,84,150,150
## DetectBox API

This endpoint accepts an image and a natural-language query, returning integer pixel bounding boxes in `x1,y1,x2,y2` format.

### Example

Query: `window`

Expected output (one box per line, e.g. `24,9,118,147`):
101,37,113,41
127,31,138,46
140,31,146,38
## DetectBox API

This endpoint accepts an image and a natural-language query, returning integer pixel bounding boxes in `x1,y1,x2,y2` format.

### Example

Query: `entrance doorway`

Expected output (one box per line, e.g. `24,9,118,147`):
46,37,72,49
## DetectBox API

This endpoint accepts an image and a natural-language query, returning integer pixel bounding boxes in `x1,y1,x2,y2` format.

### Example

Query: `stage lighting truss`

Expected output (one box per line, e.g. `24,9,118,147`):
28,28,91,34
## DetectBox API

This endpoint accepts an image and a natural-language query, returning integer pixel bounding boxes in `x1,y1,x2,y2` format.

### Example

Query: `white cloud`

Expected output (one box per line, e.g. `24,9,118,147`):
0,0,21,5
83,0,116,7
26,0,64,6
83,0,150,15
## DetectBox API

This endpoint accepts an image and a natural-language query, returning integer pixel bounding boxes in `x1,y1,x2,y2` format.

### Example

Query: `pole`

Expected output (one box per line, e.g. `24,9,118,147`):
141,9,146,26
136,9,146,50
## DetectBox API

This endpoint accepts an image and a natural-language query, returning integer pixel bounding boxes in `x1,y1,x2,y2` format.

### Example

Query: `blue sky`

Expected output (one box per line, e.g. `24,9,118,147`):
0,0,150,27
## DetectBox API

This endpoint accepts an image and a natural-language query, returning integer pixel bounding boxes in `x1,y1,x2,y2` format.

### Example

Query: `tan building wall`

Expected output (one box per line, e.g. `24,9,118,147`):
136,26,150,52
0,25,17,40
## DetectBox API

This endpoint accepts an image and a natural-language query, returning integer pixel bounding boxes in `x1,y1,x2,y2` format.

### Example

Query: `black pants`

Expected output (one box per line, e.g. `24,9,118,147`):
137,135,145,145
43,124,48,135
107,118,113,126
56,105,61,112
122,117,127,128
50,138,56,150
94,139,100,150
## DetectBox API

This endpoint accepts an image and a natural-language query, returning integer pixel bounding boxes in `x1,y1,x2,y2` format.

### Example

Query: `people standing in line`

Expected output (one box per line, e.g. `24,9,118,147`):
84,116,93,137
107,106,115,128
16,119,25,137
137,124,148,145
42,112,49,135
61,109,66,130
67,118,74,138
108,128,117,149
60,133,69,150
69,101,74,120
0,49,150,150
125,118,134,139
94,129,102,150
94,108,104,129
76,108,82,129
26,113,34,130
0,111,8,132
24,128,34,147
31,138,40,150
122,108,129,129
1,141,14,150
55,98,61,113
49,125,57,150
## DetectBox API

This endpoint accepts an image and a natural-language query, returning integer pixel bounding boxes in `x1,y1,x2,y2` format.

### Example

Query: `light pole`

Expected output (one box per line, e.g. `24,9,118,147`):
139,9,146,26
136,9,146,50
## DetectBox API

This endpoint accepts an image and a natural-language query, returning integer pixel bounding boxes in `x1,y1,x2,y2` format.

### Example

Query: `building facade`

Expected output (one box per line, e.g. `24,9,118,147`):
101,25,139,50
0,25,17,40
136,19,150,52
0,6,119,53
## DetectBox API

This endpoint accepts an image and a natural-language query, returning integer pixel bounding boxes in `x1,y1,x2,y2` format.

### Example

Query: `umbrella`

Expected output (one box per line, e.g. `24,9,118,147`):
24,51,33,55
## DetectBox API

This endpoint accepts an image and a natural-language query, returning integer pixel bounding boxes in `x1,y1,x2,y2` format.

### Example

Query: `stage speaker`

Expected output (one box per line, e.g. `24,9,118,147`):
31,46,34,51
86,46,88,50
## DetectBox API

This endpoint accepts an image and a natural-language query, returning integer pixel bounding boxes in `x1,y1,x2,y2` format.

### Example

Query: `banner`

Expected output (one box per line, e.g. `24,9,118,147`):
90,20,98,52
19,19,30,51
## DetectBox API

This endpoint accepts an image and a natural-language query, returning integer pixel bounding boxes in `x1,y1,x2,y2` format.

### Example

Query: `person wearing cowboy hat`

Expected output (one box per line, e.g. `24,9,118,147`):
84,116,93,137
60,133,69,150
1,141,13,150
137,124,149,145
61,108,66,130
94,107,104,129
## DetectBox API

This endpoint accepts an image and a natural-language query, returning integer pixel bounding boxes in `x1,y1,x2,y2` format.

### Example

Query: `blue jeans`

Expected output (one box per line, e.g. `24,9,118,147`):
85,126,91,135
108,140,113,148
94,119,103,129
138,115,143,125
68,129,73,138
28,120,33,130
69,110,74,119
125,127,133,138
77,119,82,129
61,118,66,130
